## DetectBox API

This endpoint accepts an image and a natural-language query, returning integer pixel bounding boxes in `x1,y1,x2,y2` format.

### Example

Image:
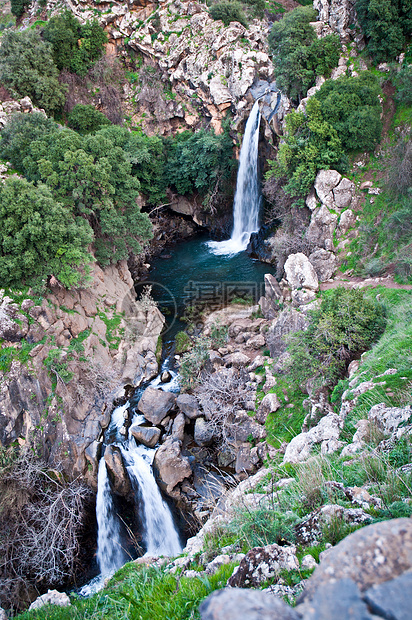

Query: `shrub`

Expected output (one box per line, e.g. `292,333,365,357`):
269,6,340,102
175,331,192,354
394,64,412,105
43,13,107,77
10,0,29,17
314,72,382,152
0,177,93,289
356,0,411,63
209,1,248,27
67,104,111,133
0,30,67,114
286,287,387,388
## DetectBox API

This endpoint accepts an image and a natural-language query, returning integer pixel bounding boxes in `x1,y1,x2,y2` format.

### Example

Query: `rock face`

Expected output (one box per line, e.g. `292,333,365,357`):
0,261,164,485
137,387,176,425
104,445,131,496
154,438,192,493
199,588,300,620
228,543,299,587
266,308,308,359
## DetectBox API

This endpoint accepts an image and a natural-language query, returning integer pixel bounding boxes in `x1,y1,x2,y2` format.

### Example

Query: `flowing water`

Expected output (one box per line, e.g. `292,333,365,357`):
208,100,262,255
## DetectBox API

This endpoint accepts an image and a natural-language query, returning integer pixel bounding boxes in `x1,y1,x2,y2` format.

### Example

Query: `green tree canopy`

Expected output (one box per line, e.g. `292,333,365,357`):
67,104,111,133
0,177,93,289
209,1,249,27
356,0,412,63
0,113,60,172
0,30,67,115
269,6,340,102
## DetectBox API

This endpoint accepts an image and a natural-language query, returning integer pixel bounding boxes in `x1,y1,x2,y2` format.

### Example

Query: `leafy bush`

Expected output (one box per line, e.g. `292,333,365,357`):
269,6,340,102
0,112,59,172
0,177,93,289
286,287,387,388
209,1,248,27
314,72,382,152
394,64,412,105
0,30,67,114
67,104,111,133
43,13,107,77
10,0,29,17
356,0,412,62
266,97,346,199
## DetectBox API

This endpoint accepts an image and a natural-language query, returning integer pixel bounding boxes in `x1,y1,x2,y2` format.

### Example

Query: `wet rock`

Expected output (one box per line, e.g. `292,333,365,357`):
176,394,200,419
363,571,412,620
256,393,281,424
228,543,299,587
194,417,215,447
284,253,319,291
298,518,412,603
104,445,131,496
161,370,172,382
154,438,192,494
130,424,161,448
29,590,71,611
199,588,301,620
137,387,176,425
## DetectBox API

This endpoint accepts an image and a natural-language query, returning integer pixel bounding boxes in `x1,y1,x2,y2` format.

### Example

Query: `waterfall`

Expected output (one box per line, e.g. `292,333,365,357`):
208,100,262,255
121,436,182,557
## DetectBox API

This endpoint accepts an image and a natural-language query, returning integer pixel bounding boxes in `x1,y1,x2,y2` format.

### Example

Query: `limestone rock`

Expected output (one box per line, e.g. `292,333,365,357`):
368,403,412,436
154,438,192,493
0,608,6,620
291,288,317,307
194,417,215,446
314,0,359,41
308,249,337,282
337,208,356,236
333,177,355,209
176,394,200,419
130,424,161,448
314,169,342,207
29,590,71,611
363,571,412,620
104,445,131,496
137,387,176,425
256,393,281,424
171,412,186,441
199,588,301,620
223,352,250,368
301,554,317,570
298,518,412,603
301,578,373,620
306,205,338,248
283,413,343,463
227,543,299,587
284,253,319,291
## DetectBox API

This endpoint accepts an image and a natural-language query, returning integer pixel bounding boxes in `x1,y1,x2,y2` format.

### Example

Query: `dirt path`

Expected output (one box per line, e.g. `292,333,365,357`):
320,274,412,291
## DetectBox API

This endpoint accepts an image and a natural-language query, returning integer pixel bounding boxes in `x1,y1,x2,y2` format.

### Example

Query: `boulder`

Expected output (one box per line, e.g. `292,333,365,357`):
29,590,71,611
301,554,317,570
333,177,355,209
301,578,373,620
337,208,356,236
171,412,186,441
130,424,161,448
306,206,338,248
308,249,337,282
368,403,412,436
363,571,412,620
194,417,215,447
104,445,131,496
298,518,412,603
256,393,281,424
137,387,176,425
283,432,314,464
291,288,317,307
230,413,267,442
154,438,192,493
283,413,343,463
223,352,251,368
266,308,308,359
314,169,342,208
284,253,319,291
199,588,301,620
176,394,200,419
227,543,299,587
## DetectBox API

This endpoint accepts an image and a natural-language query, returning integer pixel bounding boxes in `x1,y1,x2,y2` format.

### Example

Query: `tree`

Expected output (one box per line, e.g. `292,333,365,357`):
356,0,411,62
286,287,386,387
0,30,67,114
10,0,29,17
269,6,340,102
209,1,249,27
68,104,111,133
0,177,93,289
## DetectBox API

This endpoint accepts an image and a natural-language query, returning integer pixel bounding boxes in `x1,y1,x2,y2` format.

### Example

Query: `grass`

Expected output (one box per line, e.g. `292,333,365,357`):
262,374,307,448
16,562,236,620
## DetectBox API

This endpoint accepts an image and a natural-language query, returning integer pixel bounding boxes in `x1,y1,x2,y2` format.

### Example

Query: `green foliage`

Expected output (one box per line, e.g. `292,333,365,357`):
209,1,249,27
0,30,67,114
164,127,235,206
314,72,382,152
179,335,211,389
67,104,111,133
356,0,412,62
286,287,387,388
269,6,340,102
43,13,107,77
0,113,59,172
0,177,93,289
10,0,29,17
175,331,192,354
394,64,412,105
125,130,166,205
267,97,345,198
43,348,74,384
227,507,301,547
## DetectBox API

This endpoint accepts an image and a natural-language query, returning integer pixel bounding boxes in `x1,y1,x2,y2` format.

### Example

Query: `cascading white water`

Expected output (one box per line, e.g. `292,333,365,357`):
208,100,262,255
121,435,182,557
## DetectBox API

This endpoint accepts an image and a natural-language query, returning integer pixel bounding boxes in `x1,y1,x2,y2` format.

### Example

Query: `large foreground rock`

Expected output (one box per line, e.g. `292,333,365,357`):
284,253,319,291
130,424,161,448
199,588,300,620
154,438,192,493
298,518,412,603
137,387,176,424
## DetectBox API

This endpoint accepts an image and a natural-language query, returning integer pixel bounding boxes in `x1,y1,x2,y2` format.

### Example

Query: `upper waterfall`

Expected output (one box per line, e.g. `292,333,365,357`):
208,100,262,255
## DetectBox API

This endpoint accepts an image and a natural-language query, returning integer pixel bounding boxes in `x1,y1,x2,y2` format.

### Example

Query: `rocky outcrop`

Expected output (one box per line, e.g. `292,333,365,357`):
228,543,299,587
154,437,192,493
137,387,176,425
29,590,71,611
0,261,164,485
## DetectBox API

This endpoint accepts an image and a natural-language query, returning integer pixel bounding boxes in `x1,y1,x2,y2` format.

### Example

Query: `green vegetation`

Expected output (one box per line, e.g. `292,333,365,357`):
356,0,412,62
67,104,111,133
286,287,387,388
43,12,107,77
394,65,412,105
269,6,340,102
10,0,29,17
0,30,67,114
0,177,93,289
209,1,249,27
175,331,192,354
